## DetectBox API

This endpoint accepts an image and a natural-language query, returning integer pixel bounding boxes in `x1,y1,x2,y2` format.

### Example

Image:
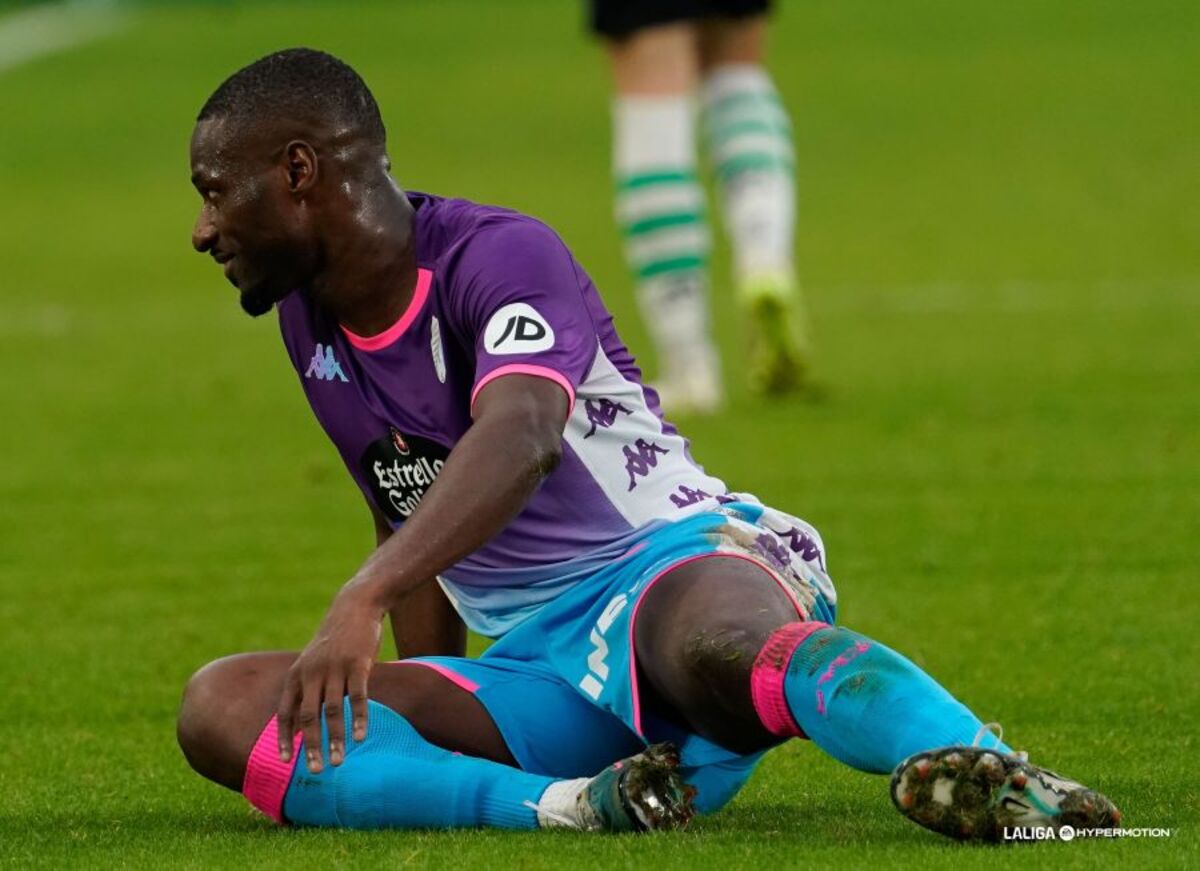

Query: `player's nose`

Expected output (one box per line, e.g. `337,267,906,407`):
192,211,217,253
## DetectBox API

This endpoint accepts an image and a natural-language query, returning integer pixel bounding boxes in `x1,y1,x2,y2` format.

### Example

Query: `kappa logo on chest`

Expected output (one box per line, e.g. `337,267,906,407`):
305,343,349,382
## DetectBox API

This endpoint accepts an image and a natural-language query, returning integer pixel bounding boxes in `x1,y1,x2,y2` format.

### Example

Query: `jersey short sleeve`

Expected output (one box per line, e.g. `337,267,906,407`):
450,216,596,415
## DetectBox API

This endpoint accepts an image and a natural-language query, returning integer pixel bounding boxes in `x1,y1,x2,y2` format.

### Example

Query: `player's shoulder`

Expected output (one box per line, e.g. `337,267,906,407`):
414,191,570,268
417,192,583,330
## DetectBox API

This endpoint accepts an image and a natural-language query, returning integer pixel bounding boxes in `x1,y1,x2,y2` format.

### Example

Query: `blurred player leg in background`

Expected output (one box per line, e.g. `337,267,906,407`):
594,1,809,411
604,21,721,413
699,15,809,394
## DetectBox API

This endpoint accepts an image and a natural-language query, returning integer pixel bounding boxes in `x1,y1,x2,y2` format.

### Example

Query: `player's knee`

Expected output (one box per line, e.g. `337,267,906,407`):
672,621,768,724
646,620,777,752
177,654,273,791
681,621,764,679
177,658,235,783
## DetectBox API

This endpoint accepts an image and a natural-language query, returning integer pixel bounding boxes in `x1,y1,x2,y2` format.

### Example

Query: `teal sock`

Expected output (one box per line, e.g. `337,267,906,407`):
756,624,1012,774
282,700,552,829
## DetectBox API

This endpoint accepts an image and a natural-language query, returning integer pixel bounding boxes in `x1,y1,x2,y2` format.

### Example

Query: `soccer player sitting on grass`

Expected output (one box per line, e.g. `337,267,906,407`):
178,48,1119,840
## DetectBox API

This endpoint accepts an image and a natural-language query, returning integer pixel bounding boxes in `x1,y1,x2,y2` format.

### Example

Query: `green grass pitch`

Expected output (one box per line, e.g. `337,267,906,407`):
1,0,1197,867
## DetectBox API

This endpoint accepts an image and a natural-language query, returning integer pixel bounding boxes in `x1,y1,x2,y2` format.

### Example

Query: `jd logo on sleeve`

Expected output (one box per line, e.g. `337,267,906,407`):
483,303,555,354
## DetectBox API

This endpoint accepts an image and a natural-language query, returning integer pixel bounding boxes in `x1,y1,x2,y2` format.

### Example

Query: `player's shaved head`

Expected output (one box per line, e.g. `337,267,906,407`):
192,48,415,324
198,47,386,149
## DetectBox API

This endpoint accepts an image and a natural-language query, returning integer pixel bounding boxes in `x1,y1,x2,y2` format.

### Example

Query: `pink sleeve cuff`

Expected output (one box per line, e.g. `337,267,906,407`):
470,363,576,417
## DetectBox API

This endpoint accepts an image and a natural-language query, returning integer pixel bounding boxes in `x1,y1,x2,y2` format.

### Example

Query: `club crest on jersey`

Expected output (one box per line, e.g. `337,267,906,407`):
483,303,555,355
390,428,410,456
305,343,348,382
360,428,449,521
430,315,447,383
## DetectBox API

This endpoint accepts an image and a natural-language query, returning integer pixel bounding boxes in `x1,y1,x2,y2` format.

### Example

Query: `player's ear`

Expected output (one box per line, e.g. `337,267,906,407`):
284,140,318,194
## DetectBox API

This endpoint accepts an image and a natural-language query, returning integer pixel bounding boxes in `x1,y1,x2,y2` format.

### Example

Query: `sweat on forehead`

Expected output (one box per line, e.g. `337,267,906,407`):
197,47,387,147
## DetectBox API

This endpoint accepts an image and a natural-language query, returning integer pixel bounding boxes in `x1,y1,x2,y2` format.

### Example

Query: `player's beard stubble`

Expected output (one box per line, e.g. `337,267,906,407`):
240,284,279,317
235,262,295,317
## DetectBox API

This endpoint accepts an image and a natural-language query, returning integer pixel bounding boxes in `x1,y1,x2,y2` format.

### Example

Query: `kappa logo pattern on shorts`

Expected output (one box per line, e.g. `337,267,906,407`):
702,503,836,621
571,500,836,710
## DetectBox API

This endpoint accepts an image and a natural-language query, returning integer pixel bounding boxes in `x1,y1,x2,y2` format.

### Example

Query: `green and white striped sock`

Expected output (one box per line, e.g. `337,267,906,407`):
703,64,797,296
613,96,714,364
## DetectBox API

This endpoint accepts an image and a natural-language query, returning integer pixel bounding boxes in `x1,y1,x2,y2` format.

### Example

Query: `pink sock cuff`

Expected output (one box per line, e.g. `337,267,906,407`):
751,621,830,739
242,716,301,825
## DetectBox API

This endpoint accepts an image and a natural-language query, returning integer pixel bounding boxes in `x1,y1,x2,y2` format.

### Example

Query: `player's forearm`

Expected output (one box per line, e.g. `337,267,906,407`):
344,395,563,612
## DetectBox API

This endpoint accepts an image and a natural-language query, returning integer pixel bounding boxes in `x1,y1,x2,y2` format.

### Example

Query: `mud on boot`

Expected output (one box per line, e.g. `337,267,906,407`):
890,746,1121,842
579,742,697,832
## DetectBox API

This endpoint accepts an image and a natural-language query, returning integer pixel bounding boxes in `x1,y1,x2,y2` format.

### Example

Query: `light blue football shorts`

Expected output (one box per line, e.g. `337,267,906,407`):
407,501,838,814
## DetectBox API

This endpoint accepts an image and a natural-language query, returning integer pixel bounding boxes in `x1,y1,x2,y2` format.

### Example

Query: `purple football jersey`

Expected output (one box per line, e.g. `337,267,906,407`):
278,193,728,634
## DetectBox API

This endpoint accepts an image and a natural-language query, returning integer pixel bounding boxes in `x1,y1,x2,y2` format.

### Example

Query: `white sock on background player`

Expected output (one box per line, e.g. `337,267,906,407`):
702,64,809,392
702,64,795,293
613,95,722,413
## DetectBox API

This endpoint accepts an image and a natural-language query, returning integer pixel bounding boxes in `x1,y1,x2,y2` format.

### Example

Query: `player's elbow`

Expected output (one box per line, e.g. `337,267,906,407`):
501,389,565,480
473,373,570,479
530,430,563,478
519,408,563,480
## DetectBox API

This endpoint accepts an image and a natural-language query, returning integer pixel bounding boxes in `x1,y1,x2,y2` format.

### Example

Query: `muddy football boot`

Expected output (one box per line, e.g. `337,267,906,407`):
890,744,1121,842
577,743,696,832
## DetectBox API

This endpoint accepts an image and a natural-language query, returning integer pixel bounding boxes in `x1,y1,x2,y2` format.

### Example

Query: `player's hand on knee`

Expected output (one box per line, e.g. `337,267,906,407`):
276,589,383,772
